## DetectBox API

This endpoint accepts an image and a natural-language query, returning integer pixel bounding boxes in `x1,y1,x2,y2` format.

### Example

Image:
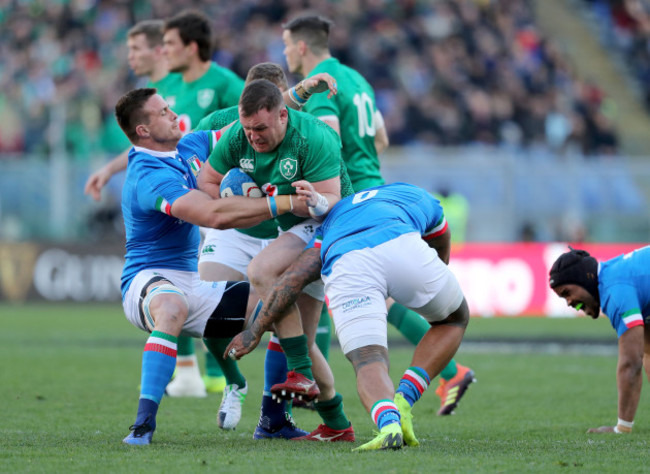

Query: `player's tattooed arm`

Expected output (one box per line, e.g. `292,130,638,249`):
250,248,322,337
224,248,322,360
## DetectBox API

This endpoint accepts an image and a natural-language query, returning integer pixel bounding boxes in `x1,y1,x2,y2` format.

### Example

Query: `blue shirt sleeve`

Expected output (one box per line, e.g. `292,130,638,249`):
601,283,645,337
136,163,191,211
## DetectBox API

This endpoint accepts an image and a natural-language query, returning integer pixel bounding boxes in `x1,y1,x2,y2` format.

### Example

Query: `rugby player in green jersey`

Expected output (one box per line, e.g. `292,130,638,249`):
282,14,475,417
199,78,356,442
194,63,338,435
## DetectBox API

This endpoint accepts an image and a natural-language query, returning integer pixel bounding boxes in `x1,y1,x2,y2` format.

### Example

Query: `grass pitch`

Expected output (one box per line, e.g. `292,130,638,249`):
1,303,649,473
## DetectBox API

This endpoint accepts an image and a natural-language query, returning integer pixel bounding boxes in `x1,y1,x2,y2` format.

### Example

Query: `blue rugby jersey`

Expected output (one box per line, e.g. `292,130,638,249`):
312,183,448,276
598,246,650,337
120,130,218,297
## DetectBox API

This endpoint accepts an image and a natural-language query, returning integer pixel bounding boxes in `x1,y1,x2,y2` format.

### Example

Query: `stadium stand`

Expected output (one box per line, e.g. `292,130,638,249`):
0,0,623,156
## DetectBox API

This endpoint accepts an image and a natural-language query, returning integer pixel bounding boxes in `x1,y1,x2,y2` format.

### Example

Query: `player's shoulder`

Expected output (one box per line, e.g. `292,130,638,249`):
196,106,238,131
288,108,338,138
315,58,371,90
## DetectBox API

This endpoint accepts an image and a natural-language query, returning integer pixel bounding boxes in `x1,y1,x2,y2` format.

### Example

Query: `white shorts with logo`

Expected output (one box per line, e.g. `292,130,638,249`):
280,218,325,301
122,268,228,338
199,228,274,277
323,232,464,354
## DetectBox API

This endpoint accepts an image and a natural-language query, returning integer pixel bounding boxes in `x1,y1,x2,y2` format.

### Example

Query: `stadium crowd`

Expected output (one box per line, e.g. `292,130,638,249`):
581,0,650,113
1,0,620,157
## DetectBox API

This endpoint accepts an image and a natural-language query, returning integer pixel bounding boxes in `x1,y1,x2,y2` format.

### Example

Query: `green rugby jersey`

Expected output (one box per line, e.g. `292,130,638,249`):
196,106,279,240
209,108,353,235
194,105,239,132
148,72,182,103
303,57,384,191
166,62,244,134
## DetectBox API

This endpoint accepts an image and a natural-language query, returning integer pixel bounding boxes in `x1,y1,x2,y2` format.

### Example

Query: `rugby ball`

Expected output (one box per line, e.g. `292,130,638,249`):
220,168,263,198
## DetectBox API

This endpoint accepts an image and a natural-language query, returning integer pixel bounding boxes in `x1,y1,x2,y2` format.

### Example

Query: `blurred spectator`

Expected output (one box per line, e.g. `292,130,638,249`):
0,0,620,159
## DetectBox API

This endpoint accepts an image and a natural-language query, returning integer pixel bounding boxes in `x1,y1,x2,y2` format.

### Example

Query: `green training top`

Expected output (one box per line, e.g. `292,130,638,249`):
209,108,353,235
303,57,384,191
196,106,279,240
148,72,183,104
166,62,244,134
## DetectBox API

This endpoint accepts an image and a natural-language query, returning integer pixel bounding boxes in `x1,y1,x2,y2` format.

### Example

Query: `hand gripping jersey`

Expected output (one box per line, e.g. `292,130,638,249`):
313,183,448,277
598,246,650,337
120,130,217,297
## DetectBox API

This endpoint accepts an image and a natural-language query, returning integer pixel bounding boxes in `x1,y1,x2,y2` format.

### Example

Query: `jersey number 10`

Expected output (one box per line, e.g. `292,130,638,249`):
353,92,377,138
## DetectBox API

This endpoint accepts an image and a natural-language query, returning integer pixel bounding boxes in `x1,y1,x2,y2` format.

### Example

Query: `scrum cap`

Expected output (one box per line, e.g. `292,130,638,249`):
549,247,600,304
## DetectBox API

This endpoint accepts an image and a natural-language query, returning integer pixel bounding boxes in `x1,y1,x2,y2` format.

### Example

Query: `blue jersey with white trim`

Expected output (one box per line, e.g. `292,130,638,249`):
121,131,214,297
313,183,447,276
599,246,650,337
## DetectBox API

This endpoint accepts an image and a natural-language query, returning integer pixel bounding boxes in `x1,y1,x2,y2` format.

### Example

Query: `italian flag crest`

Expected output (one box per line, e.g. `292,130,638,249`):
188,156,201,177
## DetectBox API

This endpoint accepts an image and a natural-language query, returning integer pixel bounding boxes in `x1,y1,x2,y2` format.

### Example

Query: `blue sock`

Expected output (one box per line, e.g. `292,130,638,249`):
135,398,159,430
137,331,177,428
396,366,430,407
258,335,288,430
371,400,401,430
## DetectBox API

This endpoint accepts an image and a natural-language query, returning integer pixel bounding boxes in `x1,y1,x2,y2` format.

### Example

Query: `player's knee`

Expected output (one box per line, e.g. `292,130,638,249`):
142,283,189,331
246,258,275,291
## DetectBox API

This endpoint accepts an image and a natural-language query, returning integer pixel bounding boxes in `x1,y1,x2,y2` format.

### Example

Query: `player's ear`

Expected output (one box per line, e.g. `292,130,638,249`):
135,124,150,139
298,39,308,56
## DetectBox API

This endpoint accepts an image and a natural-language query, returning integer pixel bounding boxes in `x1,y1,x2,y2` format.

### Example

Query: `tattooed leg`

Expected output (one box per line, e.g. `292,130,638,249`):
346,345,394,413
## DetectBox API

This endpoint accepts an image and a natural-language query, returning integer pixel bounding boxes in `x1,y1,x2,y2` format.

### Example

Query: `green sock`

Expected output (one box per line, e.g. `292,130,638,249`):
278,335,313,379
203,338,246,388
205,350,225,378
315,304,331,361
315,393,350,430
176,335,195,356
439,359,458,381
387,303,429,346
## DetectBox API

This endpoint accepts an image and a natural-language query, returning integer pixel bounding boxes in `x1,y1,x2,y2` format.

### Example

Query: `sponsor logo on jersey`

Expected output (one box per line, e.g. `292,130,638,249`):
240,158,254,171
197,89,215,108
342,295,372,312
201,244,215,254
279,157,298,180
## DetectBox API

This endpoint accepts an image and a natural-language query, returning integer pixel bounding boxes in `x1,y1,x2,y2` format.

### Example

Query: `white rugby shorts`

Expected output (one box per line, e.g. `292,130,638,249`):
122,268,228,338
199,228,274,277
323,232,464,354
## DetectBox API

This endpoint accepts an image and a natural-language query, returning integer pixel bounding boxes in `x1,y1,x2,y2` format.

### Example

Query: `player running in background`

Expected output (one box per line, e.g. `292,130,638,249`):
550,246,650,435
199,78,356,442
84,20,181,201
281,14,475,416
227,182,470,450
113,87,305,444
